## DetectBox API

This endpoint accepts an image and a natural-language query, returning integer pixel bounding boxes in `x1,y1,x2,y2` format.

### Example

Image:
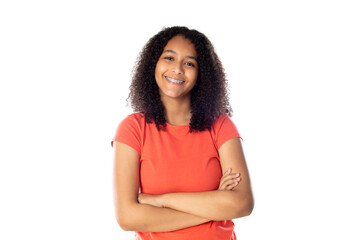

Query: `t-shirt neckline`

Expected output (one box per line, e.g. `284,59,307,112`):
165,122,190,128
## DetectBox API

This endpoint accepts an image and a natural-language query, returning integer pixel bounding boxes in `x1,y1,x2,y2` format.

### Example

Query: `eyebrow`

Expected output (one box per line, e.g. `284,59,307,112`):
163,49,197,61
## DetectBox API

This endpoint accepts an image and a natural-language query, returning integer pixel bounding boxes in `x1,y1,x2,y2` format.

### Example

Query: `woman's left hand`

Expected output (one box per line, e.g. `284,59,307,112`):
138,193,164,208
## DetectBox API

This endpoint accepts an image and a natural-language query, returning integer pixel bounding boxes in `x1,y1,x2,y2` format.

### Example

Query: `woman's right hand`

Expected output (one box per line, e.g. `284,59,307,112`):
217,168,241,191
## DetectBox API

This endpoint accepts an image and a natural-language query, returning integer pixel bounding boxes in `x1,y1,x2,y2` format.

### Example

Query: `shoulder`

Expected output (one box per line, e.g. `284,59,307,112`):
124,111,145,122
119,112,145,128
113,112,147,139
211,113,241,150
111,112,145,153
212,113,235,131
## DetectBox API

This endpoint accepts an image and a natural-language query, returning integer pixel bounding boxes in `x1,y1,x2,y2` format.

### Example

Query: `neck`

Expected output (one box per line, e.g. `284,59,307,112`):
160,95,192,126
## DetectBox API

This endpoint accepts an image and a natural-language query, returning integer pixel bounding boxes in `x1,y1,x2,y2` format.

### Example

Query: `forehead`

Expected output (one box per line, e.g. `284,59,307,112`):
163,35,197,58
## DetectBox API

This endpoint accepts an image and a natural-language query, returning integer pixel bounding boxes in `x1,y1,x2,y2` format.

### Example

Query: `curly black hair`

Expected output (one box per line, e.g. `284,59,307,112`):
127,26,232,132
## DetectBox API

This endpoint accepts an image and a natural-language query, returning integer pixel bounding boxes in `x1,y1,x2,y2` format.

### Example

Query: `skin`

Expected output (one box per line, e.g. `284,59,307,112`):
113,35,254,232
154,35,198,126
138,168,242,208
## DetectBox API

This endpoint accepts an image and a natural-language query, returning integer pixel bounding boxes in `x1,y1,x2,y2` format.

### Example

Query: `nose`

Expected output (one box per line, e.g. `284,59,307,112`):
172,61,184,74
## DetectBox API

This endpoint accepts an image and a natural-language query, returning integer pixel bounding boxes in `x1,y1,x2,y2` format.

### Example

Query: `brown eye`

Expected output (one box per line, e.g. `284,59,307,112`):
164,56,174,61
185,62,195,67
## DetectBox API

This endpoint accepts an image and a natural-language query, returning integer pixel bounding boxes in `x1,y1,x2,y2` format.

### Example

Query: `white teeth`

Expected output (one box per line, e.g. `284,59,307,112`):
165,76,185,84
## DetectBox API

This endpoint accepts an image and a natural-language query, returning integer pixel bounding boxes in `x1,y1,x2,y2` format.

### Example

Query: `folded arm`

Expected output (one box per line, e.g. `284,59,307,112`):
138,138,254,220
118,202,210,232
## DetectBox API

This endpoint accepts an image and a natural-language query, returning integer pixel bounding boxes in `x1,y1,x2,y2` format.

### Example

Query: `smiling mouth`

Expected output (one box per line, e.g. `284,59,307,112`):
165,76,185,84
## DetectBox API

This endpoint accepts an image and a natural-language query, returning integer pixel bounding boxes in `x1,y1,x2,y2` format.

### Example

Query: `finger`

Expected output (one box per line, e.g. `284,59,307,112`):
221,177,241,187
218,172,241,190
226,181,240,190
219,176,241,189
222,182,236,191
220,173,241,183
227,178,242,189
219,176,241,190
218,174,240,189
219,178,233,190
231,180,240,190
223,168,232,176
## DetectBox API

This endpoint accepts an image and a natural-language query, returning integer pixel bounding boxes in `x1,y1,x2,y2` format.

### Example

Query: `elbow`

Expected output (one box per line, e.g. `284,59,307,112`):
115,205,138,231
115,213,133,231
243,198,254,217
245,195,255,216
234,195,254,218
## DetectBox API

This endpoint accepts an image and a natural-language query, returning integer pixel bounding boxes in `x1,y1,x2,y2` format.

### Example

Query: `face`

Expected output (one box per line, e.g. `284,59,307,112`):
155,35,198,101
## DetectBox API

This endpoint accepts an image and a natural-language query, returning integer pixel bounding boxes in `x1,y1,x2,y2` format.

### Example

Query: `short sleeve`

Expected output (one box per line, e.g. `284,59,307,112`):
213,114,242,150
110,114,142,155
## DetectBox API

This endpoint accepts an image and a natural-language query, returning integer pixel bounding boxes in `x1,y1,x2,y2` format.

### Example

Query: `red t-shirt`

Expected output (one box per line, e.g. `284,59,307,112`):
111,112,241,240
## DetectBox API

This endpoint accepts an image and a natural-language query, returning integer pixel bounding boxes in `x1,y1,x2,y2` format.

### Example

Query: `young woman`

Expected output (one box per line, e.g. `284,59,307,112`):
111,26,254,240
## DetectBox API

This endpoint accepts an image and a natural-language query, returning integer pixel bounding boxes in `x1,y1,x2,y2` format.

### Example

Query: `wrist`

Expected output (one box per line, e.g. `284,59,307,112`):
159,194,166,208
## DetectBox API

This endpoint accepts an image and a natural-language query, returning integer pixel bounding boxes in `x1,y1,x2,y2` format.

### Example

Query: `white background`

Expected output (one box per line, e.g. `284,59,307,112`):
1,0,359,239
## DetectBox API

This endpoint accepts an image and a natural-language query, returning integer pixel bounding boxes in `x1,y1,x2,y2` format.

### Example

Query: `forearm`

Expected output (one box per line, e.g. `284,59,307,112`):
161,190,253,221
119,202,210,232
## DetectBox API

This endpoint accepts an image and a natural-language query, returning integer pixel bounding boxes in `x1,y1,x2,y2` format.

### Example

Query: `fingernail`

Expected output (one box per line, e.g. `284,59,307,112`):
236,173,240,177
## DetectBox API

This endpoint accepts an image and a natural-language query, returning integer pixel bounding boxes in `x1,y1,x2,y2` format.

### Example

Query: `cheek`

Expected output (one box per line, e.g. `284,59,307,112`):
154,64,160,76
190,70,198,83
155,62,167,74
154,64,163,82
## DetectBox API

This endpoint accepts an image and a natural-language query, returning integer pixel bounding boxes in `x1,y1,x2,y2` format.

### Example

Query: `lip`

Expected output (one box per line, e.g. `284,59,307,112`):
165,75,184,81
165,76,185,85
